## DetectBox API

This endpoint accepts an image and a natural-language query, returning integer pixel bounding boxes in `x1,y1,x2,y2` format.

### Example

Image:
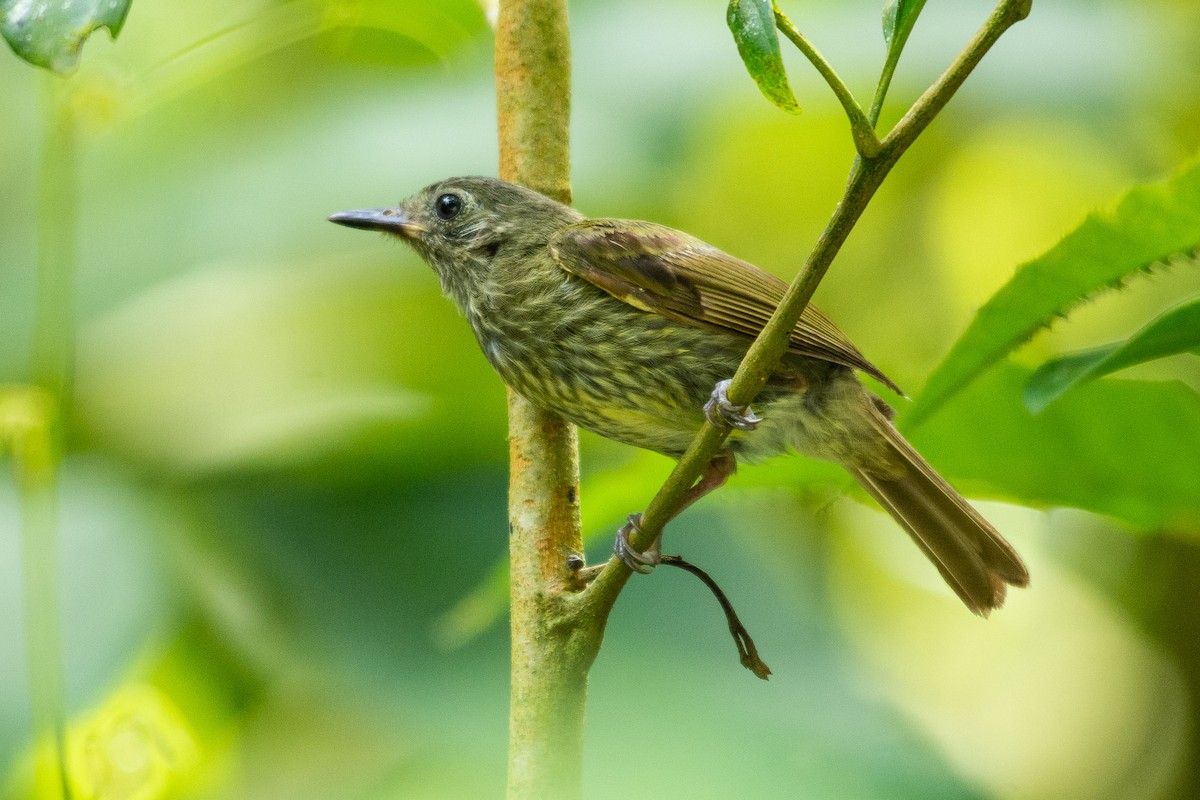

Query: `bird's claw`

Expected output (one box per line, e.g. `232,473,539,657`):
704,379,762,431
614,513,661,574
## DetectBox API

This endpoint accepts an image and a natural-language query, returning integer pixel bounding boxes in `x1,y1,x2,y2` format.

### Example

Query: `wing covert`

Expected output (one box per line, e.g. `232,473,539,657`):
548,219,903,395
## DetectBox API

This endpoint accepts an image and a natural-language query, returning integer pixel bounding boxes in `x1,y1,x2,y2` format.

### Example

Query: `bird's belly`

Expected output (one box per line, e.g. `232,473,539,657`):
498,346,714,457
475,308,740,457
468,288,864,464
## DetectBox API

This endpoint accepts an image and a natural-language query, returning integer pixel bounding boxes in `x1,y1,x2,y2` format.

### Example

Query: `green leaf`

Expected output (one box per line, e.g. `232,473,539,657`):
1024,296,1200,413
906,361,1200,531
727,0,800,114
882,0,927,50
1,0,131,74
911,157,1200,425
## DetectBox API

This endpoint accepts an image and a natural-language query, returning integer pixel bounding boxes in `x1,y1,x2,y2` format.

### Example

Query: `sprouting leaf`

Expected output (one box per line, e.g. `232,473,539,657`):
1024,296,1200,413
882,0,927,50
911,157,1200,425
1,0,132,74
727,0,800,114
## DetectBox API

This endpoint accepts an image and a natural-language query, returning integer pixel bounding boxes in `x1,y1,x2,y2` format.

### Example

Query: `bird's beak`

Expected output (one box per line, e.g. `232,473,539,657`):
328,208,423,237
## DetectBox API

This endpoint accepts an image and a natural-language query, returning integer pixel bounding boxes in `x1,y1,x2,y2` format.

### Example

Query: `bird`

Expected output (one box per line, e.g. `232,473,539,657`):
329,176,1029,615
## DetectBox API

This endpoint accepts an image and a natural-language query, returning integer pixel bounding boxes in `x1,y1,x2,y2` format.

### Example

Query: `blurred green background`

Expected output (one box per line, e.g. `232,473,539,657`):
2,1,1200,798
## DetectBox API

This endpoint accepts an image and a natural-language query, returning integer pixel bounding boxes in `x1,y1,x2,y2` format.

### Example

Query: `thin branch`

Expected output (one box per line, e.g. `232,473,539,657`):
881,0,1031,154
660,555,772,680
772,3,880,158
583,0,1033,611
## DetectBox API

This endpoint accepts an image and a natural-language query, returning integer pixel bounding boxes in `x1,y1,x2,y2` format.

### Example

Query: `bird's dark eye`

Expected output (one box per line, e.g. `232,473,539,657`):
435,193,463,221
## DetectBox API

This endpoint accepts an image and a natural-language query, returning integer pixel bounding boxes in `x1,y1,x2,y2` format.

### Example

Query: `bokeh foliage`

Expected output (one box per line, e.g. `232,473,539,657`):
2,1,1200,798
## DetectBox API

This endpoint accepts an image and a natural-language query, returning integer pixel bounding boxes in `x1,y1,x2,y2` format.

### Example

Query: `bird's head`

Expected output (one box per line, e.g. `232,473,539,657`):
329,176,579,307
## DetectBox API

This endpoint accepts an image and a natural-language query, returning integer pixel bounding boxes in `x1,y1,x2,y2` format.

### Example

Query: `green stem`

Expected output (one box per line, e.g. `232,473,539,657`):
585,0,1033,608
866,46,900,130
495,2,605,798
880,0,1031,154
15,74,80,800
31,78,78,403
867,0,931,128
503,394,593,800
773,3,880,158
18,441,71,800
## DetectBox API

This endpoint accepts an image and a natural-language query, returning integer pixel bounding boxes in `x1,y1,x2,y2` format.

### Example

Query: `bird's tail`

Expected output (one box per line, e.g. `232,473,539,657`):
848,404,1029,616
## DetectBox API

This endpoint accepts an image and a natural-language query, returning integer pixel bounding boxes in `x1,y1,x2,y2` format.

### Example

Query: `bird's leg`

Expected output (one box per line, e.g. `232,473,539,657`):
617,375,759,572
613,514,659,574
704,378,762,431
615,450,738,573
674,449,738,516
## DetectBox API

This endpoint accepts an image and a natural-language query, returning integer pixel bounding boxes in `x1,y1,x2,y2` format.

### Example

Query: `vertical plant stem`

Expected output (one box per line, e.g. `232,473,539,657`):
18,431,70,800
31,77,78,402
495,2,592,799
19,75,79,800
505,398,588,799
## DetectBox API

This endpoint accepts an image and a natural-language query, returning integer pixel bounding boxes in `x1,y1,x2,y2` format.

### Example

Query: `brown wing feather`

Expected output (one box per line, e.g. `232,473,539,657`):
548,219,903,395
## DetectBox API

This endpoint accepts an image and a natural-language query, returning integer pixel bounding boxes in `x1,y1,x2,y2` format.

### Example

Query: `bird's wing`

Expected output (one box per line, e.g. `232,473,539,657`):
548,218,902,395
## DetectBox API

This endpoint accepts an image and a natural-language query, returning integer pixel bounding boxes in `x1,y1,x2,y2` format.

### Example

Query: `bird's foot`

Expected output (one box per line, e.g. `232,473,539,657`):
704,379,762,431
614,513,661,574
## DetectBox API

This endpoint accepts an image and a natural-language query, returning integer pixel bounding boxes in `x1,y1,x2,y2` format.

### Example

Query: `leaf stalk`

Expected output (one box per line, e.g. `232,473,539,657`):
772,4,881,158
